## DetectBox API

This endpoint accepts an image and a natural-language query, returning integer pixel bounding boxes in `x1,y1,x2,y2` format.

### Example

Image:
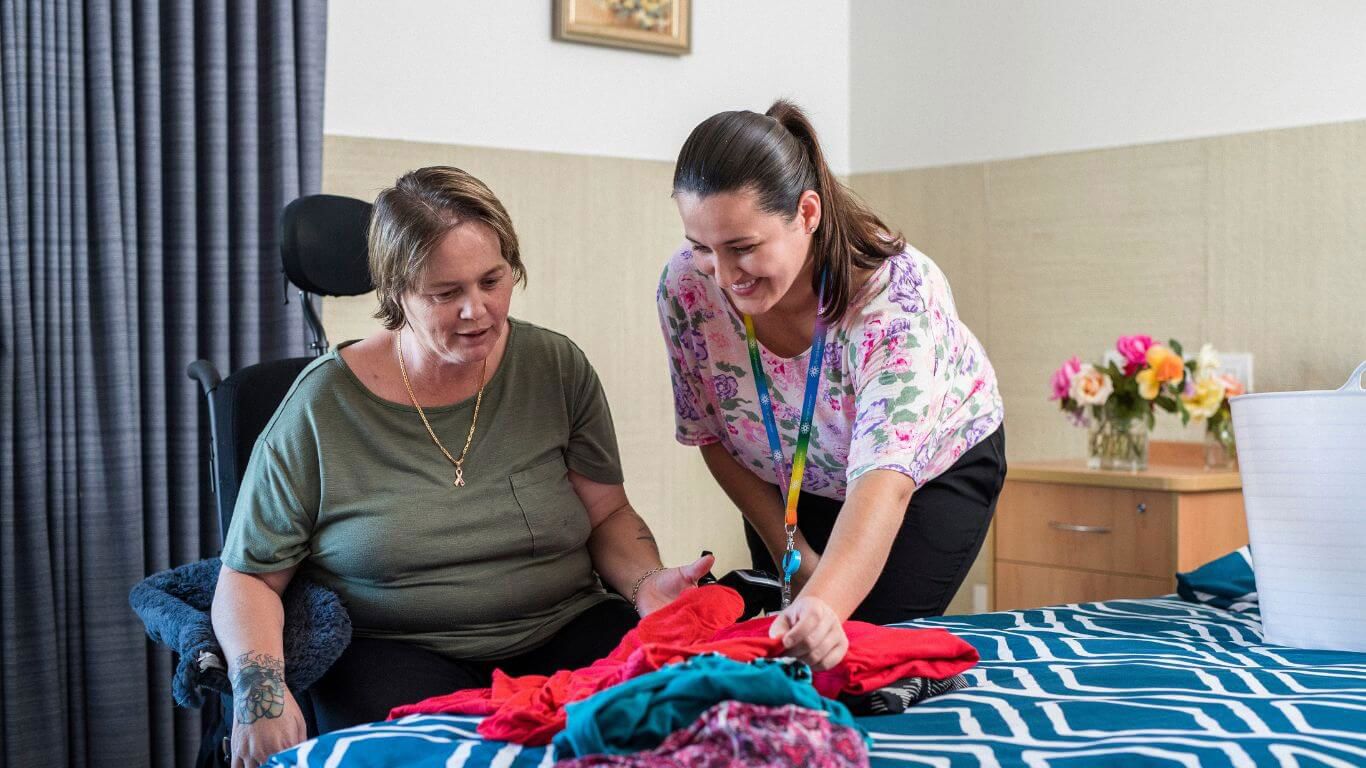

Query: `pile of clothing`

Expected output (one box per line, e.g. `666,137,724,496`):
390,585,978,766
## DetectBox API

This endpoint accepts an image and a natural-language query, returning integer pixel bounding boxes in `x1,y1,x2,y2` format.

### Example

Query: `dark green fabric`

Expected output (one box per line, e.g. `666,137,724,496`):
554,655,863,758
222,319,624,660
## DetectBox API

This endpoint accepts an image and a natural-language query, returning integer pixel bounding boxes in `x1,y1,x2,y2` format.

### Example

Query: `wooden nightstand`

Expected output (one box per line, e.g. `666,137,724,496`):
992,443,1248,611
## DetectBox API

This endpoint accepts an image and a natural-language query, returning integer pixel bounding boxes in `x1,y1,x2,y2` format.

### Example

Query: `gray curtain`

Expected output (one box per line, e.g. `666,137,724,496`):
0,1,326,765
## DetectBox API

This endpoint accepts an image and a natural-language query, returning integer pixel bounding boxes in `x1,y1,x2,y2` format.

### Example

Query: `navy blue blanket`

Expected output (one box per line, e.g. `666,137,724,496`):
129,557,351,708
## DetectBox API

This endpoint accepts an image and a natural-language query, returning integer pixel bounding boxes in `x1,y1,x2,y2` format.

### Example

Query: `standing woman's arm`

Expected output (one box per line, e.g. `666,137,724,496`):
798,469,915,618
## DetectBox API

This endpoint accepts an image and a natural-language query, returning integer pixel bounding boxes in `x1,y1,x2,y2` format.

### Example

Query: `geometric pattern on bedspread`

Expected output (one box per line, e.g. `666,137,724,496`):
268,597,1366,768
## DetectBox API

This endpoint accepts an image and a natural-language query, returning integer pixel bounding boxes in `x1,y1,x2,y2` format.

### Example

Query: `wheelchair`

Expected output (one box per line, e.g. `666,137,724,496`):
185,193,372,766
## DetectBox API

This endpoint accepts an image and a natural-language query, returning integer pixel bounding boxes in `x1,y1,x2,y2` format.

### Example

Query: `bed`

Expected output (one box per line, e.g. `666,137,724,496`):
268,595,1366,767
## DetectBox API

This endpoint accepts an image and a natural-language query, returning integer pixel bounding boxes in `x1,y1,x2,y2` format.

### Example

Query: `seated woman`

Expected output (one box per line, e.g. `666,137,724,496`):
211,166,711,766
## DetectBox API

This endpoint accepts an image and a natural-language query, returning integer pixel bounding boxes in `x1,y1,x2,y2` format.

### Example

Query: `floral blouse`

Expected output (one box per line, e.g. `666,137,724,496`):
657,245,1003,500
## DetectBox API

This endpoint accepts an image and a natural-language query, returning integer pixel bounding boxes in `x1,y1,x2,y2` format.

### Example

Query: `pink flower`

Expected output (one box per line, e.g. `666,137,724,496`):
1050,357,1083,401
740,419,767,444
890,355,914,374
1116,335,1155,376
675,272,706,311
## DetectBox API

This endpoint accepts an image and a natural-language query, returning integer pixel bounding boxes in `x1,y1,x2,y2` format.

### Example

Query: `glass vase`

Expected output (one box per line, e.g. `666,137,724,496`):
1204,418,1237,470
1087,413,1149,472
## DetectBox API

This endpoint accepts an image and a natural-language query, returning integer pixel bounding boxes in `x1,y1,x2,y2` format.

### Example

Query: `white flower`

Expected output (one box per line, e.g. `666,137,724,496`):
1194,343,1221,379
1069,364,1115,406
1101,349,1127,374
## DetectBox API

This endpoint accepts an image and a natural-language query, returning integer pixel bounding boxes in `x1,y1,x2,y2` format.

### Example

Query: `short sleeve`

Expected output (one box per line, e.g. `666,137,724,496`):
847,293,948,489
565,350,626,485
221,440,319,573
656,260,721,447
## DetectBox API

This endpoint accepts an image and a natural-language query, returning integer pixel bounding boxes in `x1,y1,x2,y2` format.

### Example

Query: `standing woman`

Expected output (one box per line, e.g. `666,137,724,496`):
657,101,1006,671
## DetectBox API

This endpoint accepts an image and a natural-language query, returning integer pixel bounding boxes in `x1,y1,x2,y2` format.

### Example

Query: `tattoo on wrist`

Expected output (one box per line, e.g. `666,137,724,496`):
635,521,657,544
232,652,286,724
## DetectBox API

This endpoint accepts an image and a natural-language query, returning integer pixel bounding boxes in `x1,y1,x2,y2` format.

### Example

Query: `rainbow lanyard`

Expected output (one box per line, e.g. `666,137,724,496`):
741,271,829,609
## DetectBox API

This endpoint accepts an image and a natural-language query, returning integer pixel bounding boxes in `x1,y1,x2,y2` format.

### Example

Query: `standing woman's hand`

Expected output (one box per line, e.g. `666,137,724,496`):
768,594,849,671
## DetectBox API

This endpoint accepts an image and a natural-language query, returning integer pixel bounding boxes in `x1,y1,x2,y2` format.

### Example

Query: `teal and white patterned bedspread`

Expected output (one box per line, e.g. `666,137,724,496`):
273,596,1366,767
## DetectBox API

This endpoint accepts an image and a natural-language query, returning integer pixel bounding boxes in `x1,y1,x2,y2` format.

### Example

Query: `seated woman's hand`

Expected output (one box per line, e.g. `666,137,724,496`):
633,554,715,615
230,661,307,768
769,594,849,671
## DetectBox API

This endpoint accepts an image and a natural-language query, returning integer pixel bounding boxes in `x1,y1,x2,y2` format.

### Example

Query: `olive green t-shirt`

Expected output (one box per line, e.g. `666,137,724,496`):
221,319,626,660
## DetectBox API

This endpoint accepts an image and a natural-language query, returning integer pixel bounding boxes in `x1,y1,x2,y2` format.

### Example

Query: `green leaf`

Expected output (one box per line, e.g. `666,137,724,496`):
1169,338,1184,357
894,386,924,406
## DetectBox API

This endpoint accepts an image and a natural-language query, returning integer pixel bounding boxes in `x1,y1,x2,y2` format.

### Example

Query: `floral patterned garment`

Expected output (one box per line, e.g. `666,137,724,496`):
559,700,869,768
657,245,1003,500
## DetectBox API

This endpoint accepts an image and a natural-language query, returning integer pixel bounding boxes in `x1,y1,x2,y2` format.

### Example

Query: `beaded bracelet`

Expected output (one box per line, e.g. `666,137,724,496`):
630,567,666,610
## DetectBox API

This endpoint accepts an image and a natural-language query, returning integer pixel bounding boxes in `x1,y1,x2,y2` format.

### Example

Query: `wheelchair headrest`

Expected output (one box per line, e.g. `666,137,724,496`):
279,194,374,297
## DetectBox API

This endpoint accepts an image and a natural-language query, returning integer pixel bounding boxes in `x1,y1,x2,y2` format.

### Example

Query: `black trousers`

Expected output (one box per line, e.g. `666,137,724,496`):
309,597,639,733
745,425,1006,625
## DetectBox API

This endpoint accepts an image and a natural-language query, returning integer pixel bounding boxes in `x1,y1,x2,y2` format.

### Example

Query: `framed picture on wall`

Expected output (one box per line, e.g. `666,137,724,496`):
552,0,691,56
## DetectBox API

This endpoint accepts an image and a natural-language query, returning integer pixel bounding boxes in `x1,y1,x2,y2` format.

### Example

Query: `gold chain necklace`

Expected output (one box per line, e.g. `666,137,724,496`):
396,329,488,487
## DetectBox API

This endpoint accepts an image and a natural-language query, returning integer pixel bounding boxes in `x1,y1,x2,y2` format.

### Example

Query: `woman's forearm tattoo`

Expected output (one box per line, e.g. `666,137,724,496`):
636,520,657,544
232,652,286,723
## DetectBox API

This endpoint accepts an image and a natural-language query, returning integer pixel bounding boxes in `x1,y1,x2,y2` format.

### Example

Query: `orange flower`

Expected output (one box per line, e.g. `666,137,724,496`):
1146,345,1185,384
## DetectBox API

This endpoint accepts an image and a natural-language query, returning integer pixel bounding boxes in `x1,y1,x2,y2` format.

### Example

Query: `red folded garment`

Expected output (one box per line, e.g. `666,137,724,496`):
388,585,978,745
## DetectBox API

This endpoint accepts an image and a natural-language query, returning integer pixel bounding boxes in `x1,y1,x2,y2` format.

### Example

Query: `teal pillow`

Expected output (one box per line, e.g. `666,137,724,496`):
1176,546,1257,612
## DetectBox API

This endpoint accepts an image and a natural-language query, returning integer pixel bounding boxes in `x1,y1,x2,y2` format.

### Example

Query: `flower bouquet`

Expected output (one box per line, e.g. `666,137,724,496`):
1051,336,1248,470
1050,335,1190,471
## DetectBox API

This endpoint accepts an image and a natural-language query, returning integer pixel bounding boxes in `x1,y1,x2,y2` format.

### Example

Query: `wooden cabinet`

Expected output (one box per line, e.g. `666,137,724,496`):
992,444,1248,611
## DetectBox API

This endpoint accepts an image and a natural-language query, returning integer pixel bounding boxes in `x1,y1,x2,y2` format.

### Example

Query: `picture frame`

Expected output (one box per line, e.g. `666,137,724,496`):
552,0,691,56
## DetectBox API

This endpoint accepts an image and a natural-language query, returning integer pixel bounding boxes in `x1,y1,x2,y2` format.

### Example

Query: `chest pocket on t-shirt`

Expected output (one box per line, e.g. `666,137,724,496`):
511,455,591,558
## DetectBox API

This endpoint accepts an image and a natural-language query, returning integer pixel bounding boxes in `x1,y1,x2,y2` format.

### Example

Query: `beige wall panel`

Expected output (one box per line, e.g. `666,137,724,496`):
1204,122,1366,394
852,124,1366,614
319,135,749,575
981,141,1209,464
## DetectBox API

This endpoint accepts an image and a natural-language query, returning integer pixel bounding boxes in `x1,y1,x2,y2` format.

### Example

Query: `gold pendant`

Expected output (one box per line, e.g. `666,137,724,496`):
454,465,465,487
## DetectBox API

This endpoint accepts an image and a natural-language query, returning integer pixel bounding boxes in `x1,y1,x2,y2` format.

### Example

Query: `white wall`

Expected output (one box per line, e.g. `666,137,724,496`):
325,0,852,173
850,0,1366,172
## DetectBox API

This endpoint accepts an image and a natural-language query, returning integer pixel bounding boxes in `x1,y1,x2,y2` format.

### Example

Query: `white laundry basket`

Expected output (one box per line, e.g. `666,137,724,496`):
1229,361,1366,652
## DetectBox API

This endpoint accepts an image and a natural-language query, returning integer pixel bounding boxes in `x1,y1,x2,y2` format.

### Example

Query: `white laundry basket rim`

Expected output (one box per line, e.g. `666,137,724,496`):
1231,360,1366,403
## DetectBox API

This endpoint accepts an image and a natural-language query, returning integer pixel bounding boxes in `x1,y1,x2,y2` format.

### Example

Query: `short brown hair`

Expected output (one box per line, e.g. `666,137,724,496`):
368,166,526,330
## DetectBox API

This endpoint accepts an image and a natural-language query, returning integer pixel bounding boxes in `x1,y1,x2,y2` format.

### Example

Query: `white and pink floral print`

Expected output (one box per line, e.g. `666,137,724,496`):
657,244,1003,500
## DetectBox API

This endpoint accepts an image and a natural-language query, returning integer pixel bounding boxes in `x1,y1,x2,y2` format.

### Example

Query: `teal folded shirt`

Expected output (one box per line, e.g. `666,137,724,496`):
553,654,865,758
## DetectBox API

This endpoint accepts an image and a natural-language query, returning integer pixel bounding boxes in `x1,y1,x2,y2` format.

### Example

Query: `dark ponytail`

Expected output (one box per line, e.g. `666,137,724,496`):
673,99,904,323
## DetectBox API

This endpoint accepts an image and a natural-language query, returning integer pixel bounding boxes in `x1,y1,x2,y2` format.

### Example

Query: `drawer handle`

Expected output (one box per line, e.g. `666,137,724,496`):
1048,521,1112,534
